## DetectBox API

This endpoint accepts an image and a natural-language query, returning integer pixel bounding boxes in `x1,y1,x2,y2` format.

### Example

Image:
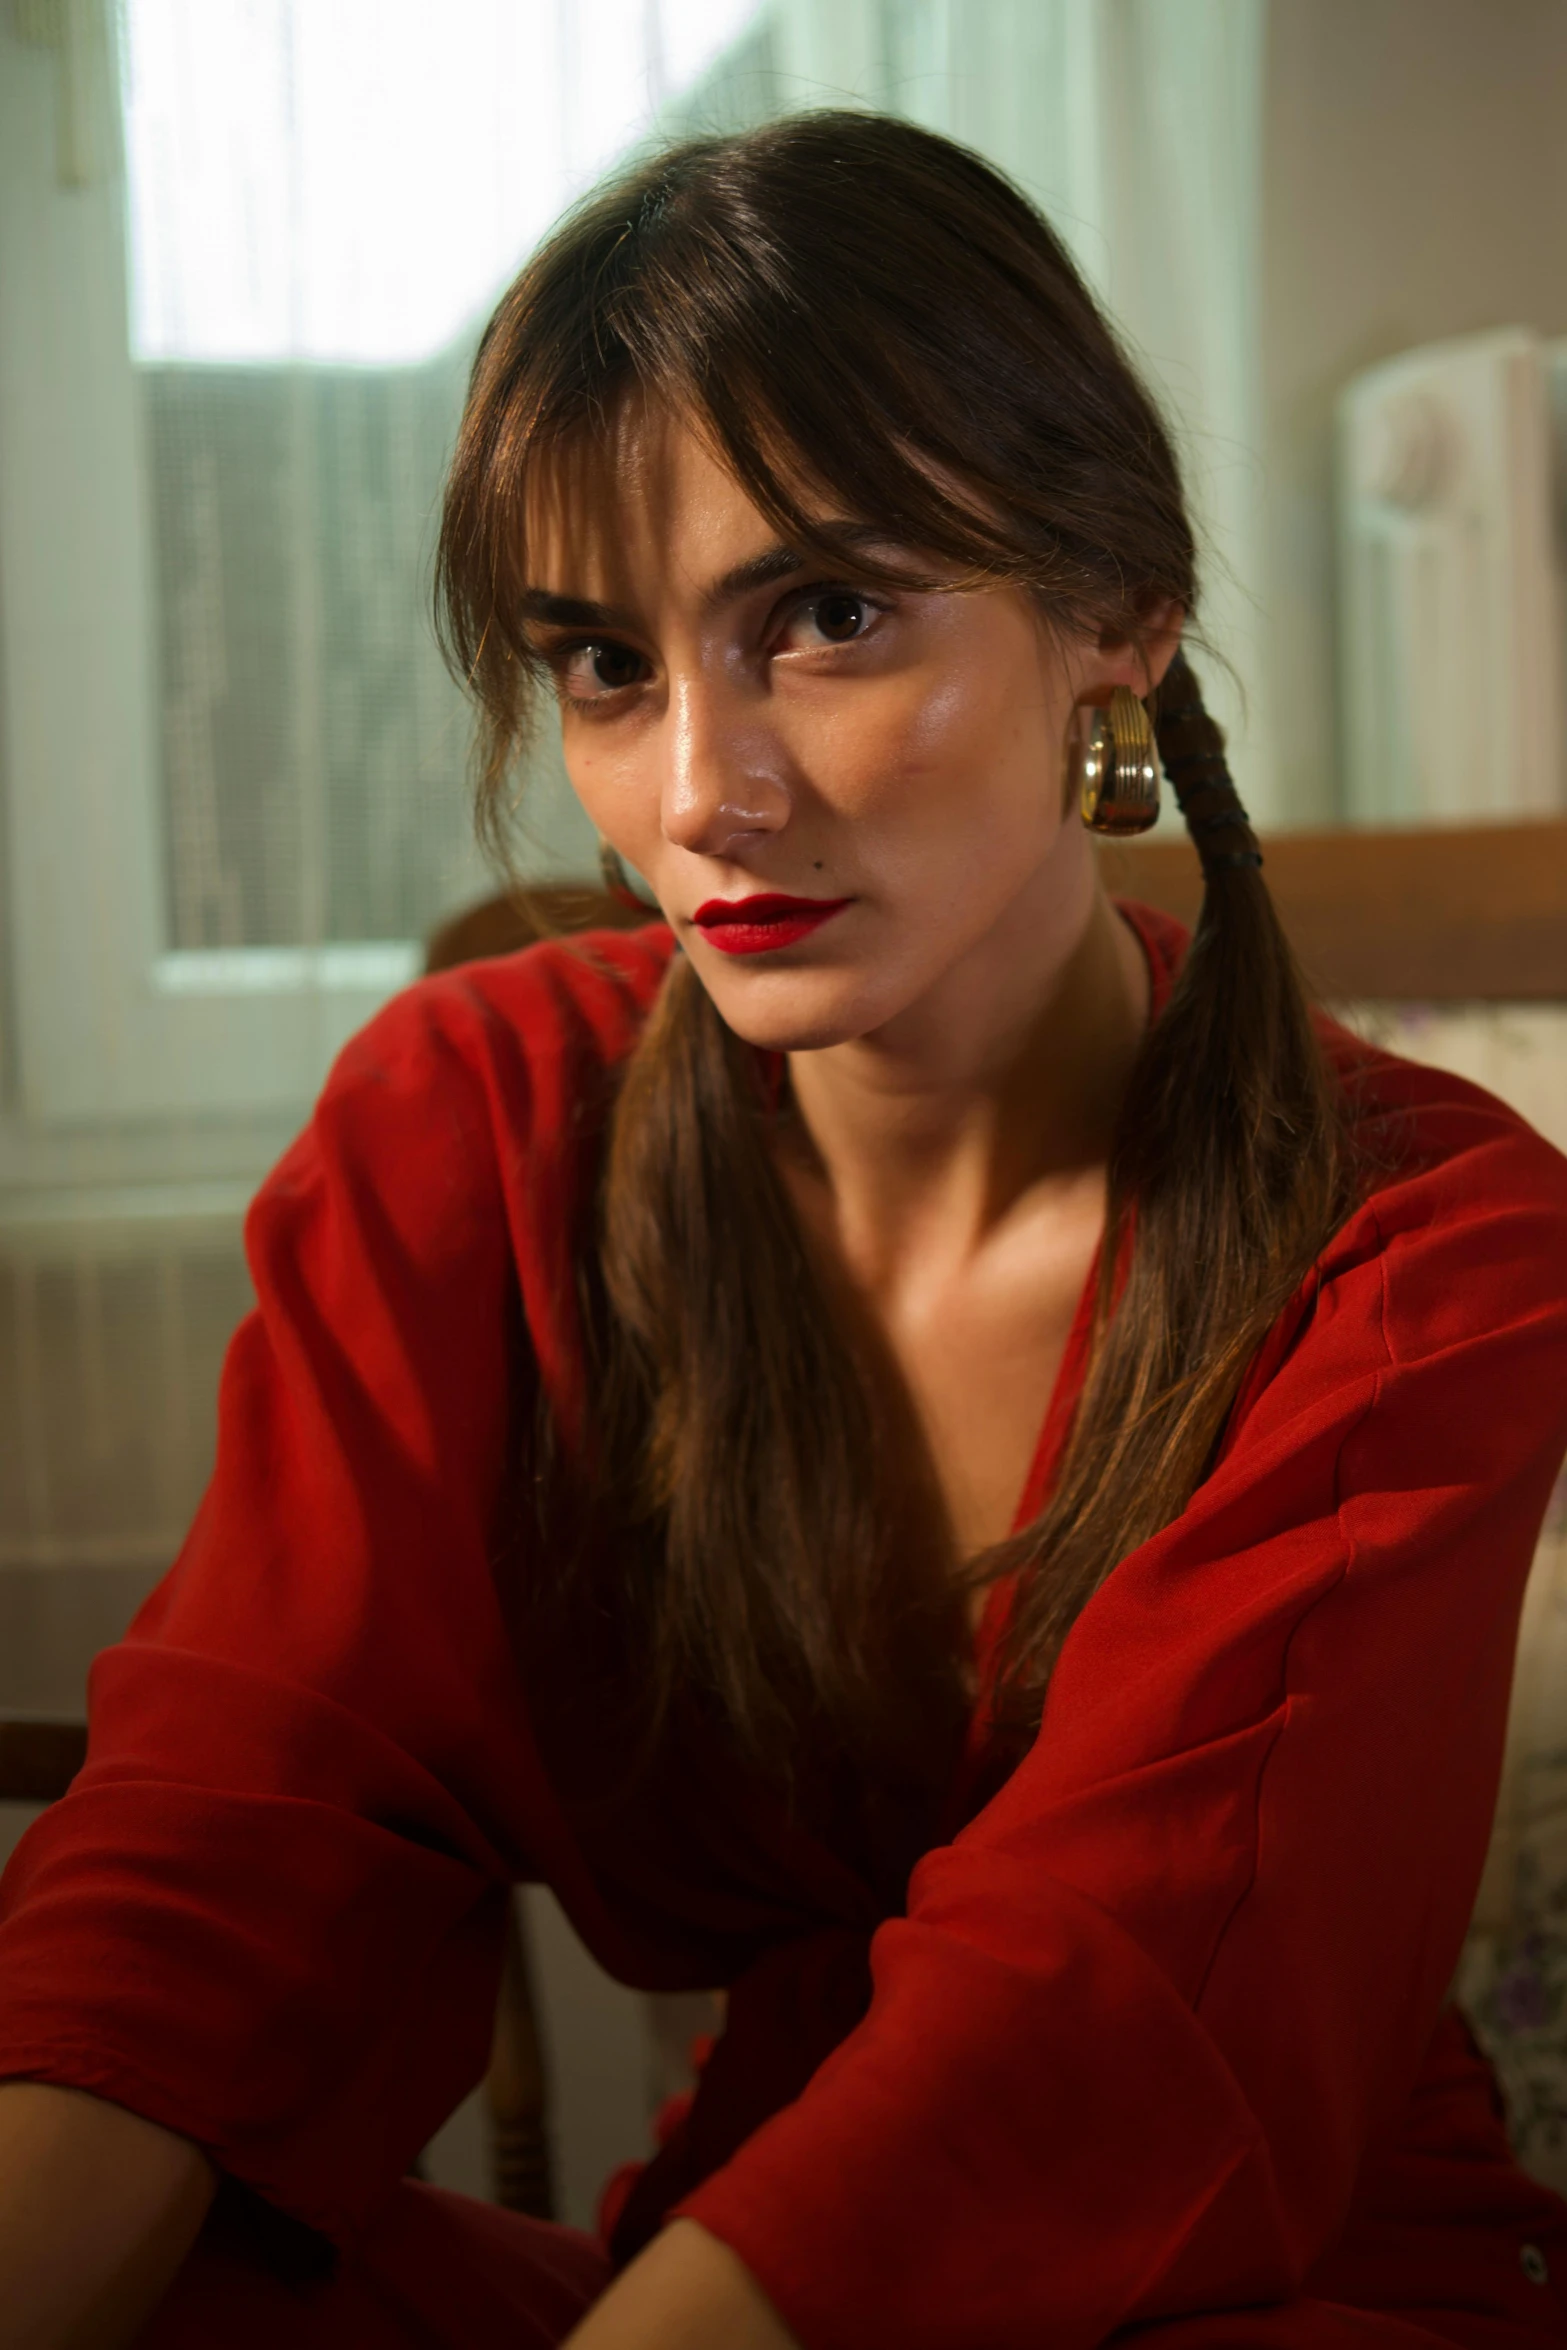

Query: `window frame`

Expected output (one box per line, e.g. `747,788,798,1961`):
0,0,1270,1200
0,6,424,1177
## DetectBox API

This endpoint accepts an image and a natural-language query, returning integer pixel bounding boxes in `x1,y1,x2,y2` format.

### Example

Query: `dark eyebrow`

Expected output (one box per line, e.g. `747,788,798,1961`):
700,525,905,606
518,522,905,633
516,588,639,632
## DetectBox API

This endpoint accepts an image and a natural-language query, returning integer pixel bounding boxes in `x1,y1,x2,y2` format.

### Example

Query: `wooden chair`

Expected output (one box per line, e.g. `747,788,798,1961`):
423,882,651,975
483,1901,553,2216
0,1716,88,1807
1100,819,1567,1004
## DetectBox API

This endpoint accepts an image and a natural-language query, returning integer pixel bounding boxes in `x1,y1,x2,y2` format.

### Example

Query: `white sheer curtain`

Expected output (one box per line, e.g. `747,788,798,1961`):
0,0,769,1724
119,0,762,954
113,0,1273,959
764,0,1274,821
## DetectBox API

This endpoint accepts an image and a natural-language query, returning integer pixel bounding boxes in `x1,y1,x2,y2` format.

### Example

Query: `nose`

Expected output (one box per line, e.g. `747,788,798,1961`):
659,671,790,863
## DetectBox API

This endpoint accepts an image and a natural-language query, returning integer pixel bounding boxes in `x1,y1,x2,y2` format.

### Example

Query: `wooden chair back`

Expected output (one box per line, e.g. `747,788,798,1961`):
420,828,1567,1005
0,1718,88,1806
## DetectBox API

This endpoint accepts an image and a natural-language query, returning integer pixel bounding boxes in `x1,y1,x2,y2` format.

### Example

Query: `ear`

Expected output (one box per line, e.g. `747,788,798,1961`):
1085,599,1185,702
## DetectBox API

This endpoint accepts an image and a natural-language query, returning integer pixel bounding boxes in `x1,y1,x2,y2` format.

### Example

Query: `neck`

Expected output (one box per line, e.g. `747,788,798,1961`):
781,835,1149,1286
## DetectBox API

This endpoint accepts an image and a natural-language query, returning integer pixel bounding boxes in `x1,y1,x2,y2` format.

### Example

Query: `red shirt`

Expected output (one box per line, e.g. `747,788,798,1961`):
3,903,1567,2347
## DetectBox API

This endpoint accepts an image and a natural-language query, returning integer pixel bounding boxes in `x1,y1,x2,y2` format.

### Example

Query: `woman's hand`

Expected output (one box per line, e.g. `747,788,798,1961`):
561,2218,801,2350
0,2079,214,2350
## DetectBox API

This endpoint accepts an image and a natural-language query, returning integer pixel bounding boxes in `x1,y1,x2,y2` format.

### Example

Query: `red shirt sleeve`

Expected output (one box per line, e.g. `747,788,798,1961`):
677,1065,1567,2347
0,939,661,2245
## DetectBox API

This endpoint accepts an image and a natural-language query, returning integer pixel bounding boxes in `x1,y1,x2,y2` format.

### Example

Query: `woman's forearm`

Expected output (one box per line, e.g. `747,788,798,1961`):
0,2080,215,2350
561,2218,800,2350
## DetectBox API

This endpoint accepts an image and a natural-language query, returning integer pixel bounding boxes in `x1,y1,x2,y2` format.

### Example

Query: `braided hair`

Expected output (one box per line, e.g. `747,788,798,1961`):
1157,648,1264,876
972,646,1351,1734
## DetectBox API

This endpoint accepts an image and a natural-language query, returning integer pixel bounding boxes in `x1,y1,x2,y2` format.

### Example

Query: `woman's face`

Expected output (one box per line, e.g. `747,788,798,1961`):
523,405,1166,1053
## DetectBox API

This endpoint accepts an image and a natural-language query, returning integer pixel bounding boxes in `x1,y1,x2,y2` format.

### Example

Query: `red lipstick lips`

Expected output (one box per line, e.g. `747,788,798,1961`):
692,893,852,955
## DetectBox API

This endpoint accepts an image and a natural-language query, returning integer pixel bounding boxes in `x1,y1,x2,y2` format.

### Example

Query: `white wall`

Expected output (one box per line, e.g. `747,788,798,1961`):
1259,0,1567,825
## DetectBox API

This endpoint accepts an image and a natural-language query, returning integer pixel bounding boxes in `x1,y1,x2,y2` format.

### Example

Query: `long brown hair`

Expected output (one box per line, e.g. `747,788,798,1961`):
437,111,1353,1783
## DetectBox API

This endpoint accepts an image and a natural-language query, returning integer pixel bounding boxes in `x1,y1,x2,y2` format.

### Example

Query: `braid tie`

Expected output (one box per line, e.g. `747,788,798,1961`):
1154,648,1263,875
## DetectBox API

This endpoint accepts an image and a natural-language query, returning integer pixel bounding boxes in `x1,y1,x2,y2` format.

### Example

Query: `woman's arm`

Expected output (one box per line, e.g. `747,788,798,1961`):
562,2220,799,2350
0,2081,214,2350
0,951,655,2251
667,1086,1567,2348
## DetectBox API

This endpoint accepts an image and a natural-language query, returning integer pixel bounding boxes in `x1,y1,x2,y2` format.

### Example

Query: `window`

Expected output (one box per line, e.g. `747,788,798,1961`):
0,0,1266,1640
0,0,1263,1193
0,0,761,1169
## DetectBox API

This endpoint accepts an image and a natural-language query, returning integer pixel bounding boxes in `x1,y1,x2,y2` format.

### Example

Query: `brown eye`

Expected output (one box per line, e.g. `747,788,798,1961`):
557,639,647,703
776,587,889,661
589,642,644,689
812,593,869,642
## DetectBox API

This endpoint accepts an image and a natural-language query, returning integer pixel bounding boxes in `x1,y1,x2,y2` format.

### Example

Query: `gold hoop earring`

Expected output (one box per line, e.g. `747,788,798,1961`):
1072,686,1161,836
597,837,659,912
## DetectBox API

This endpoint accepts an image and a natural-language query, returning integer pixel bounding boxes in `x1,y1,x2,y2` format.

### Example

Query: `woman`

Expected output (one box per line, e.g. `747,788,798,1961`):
2,110,1566,2350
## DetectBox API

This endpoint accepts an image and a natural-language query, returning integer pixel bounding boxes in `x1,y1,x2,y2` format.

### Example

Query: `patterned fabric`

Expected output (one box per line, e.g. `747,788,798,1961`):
1349,1004,1567,2198
1459,1472,1567,2194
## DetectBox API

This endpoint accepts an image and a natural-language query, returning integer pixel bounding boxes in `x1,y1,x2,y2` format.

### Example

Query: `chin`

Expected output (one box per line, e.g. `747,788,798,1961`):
694,960,905,1054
